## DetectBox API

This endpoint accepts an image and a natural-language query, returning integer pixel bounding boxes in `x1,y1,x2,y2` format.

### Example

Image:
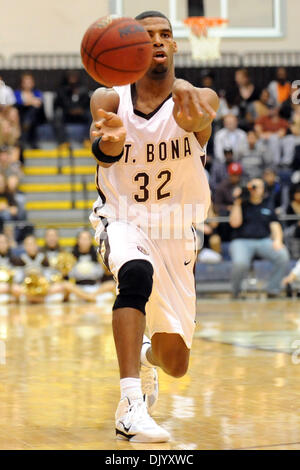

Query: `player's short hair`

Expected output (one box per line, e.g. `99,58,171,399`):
135,11,173,32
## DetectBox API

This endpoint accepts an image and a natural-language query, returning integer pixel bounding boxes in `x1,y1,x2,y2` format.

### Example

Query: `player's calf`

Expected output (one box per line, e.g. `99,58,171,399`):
150,333,190,378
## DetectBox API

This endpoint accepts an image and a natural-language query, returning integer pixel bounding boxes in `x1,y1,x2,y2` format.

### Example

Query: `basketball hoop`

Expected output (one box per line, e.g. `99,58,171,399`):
184,17,228,61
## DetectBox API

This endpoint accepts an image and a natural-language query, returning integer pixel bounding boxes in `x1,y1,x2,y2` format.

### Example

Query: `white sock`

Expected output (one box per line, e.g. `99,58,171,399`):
140,341,154,368
120,377,143,401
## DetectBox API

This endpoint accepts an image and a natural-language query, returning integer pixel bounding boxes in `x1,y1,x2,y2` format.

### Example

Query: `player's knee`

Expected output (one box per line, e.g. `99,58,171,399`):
113,259,154,315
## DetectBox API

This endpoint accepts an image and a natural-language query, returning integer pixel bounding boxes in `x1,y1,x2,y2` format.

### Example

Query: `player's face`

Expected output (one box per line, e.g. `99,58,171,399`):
138,17,177,79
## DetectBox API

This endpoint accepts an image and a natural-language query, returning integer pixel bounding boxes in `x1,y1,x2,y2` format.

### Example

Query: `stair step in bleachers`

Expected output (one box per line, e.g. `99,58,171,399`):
22,147,97,227
24,166,95,175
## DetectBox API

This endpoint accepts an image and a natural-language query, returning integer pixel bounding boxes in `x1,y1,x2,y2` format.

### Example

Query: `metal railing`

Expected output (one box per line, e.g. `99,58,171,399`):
8,53,83,70
0,51,300,70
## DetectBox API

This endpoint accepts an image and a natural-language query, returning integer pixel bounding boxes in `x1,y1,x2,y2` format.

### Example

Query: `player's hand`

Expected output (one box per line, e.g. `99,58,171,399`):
92,108,126,143
172,79,217,122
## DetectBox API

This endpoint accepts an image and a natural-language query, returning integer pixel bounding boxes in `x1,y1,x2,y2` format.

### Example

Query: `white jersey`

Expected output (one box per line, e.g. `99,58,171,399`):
90,84,211,233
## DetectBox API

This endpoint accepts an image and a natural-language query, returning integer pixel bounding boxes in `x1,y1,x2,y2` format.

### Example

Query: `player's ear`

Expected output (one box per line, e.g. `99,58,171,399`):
173,40,178,54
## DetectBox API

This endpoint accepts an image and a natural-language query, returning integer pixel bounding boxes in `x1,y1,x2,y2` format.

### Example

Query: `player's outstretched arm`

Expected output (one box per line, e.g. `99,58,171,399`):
90,87,126,168
172,79,219,133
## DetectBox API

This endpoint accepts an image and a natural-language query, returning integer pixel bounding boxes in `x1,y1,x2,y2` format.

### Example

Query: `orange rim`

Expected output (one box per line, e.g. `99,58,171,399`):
184,17,228,28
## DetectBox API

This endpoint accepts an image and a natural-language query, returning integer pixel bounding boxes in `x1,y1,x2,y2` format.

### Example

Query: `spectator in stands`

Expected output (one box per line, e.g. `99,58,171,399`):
6,173,26,222
279,79,298,121
0,232,16,296
14,73,45,148
53,71,90,146
209,147,234,193
214,162,243,243
234,68,260,130
0,233,14,267
254,106,289,139
198,206,222,263
268,67,291,107
254,107,293,170
0,107,21,148
229,178,289,298
214,162,243,214
283,184,300,258
0,146,22,187
282,258,300,292
247,89,273,124
13,234,49,269
42,228,62,264
263,168,284,212
214,114,248,162
0,76,23,165
0,173,19,227
215,90,240,131
0,76,16,107
200,70,216,91
239,131,268,181
70,230,104,286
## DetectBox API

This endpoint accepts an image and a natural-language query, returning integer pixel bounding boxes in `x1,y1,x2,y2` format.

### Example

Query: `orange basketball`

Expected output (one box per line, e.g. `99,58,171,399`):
80,16,153,87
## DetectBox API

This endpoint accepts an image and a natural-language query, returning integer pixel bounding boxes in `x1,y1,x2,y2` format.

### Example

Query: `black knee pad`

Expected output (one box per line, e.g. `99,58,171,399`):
113,259,154,315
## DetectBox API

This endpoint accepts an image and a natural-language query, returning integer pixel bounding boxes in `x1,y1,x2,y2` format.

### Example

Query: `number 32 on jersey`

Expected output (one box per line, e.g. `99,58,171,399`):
133,170,171,203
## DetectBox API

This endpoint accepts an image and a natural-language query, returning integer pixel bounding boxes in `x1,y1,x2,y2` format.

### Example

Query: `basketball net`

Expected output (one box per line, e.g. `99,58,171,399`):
184,17,228,61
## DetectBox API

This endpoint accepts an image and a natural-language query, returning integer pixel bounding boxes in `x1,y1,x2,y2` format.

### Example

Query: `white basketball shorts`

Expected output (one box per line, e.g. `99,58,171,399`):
95,219,198,349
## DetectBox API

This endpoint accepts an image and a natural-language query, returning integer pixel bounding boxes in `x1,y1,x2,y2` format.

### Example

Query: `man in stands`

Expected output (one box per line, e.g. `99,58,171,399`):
229,178,289,299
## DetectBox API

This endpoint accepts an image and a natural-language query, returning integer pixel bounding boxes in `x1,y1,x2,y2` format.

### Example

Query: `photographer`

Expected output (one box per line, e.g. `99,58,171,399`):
229,178,289,298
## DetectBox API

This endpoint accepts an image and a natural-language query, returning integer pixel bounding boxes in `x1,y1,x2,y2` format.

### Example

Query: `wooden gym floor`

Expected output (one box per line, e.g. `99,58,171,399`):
0,297,300,450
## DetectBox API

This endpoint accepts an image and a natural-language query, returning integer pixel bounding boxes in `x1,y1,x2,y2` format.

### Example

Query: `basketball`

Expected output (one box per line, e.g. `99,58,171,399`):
80,16,153,87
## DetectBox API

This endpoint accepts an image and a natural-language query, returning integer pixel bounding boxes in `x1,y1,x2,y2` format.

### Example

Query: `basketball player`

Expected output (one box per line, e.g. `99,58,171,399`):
89,11,219,442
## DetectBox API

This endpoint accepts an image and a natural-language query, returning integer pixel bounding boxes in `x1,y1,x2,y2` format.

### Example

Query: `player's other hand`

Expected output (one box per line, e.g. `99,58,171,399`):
92,108,126,143
172,79,217,123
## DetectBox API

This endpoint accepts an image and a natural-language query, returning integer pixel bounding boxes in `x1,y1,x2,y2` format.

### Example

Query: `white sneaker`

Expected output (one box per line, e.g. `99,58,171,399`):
140,336,159,415
115,397,170,443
